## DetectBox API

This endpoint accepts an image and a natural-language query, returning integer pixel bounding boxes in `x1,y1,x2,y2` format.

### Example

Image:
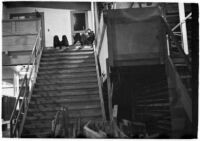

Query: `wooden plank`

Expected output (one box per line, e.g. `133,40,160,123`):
3,34,37,46
2,22,12,35
3,53,31,66
115,53,160,60
114,58,161,67
104,7,161,24
106,20,114,67
93,47,106,120
106,59,113,120
3,19,40,36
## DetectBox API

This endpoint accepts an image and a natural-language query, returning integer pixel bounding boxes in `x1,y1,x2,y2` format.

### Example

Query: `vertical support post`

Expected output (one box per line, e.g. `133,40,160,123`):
166,35,170,56
178,3,189,54
93,2,99,36
106,59,113,121
14,71,19,97
10,120,13,137
62,107,69,137
91,2,95,34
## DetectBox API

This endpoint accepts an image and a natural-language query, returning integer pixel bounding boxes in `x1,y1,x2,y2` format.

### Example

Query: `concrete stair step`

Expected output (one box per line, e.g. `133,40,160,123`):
180,75,192,79
26,109,102,120
136,99,169,104
136,91,169,100
156,125,171,132
137,80,168,90
24,116,102,131
136,113,170,119
37,72,97,80
29,100,101,110
39,63,95,70
28,103,101,112
156,120,171,126
136,109,170,113
40,59,95,66
30,95,100,105
32,89,99,97
33,83,98,91
36,78,98,85
22,131,51,138
38,67,96,75
136,105,170,111
41,55,94,61
43,46,93,53
42,51,93,57
136,103,170,107
31,94,100,103
172,57,185,64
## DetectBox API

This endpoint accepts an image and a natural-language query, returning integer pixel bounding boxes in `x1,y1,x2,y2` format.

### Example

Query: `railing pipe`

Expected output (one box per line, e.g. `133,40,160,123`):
10,26,43,137
172,12,192,32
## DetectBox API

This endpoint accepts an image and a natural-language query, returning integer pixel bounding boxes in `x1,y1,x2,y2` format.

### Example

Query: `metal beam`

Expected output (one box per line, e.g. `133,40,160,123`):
178,3,189,54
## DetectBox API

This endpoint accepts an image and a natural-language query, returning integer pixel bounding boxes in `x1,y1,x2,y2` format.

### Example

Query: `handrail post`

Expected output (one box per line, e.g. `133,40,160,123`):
178,3,189,54
166,34,170,56
10,119,13,137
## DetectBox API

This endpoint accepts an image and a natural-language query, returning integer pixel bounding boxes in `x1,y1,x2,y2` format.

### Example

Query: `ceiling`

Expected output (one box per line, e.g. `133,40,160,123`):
3,1,91,11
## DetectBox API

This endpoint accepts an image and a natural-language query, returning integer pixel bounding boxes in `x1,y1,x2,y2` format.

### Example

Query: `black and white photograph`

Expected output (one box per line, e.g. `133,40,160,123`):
1,0,199,139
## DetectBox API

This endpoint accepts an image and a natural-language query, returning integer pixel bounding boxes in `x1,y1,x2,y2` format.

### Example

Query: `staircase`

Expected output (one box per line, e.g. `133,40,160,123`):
134,71,171,136
165,3,192,97
21,46,103,137
111,65,171,137
164,3,192,137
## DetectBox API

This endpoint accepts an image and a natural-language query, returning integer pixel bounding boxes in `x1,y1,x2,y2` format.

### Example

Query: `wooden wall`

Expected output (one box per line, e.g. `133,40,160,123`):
2,19,41,65
104,7,167,67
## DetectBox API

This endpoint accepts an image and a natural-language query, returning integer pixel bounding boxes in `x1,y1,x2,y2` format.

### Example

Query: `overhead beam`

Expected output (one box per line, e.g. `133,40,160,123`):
3,2,91,11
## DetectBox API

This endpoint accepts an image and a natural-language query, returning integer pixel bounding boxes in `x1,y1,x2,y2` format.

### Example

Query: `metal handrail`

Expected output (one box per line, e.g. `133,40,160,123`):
10,27,43,137
162,17,191,72
172,12,192,32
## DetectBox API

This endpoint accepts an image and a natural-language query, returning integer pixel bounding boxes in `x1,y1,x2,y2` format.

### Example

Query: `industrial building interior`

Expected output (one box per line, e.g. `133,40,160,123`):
1,1,199,138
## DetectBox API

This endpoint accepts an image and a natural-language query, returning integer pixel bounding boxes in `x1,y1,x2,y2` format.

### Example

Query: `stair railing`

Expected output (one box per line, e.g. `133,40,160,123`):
93,45,106,121
10,27,43,137
164,22,192,123
166,56,192,122
162,17,191,72
172,12,192,32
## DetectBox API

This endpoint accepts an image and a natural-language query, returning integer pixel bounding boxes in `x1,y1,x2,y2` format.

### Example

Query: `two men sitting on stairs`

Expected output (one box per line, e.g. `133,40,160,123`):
54,35,69,49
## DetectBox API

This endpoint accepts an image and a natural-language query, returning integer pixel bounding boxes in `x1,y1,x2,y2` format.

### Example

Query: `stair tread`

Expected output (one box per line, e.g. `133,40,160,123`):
41,55,94,61
24,117,102,130
136,91,169,99
29,104,101,112
29,100,101,110
26,111,102,120
22,131,51,138
34,84,98,91
39,63,95,69
36,79,98,85
40,59,95,65
30,96,100,104
31,94,100,102
38,67,96,74
42,51,94,56
37,73,97,80
32,89,99,96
